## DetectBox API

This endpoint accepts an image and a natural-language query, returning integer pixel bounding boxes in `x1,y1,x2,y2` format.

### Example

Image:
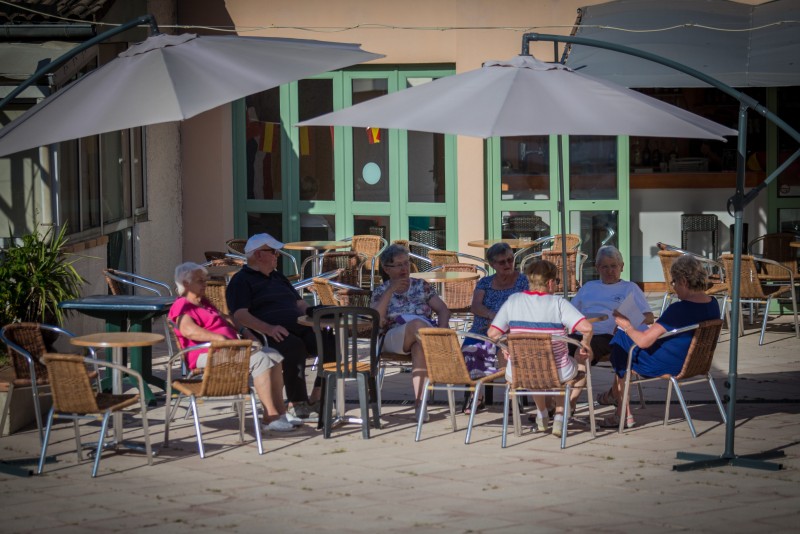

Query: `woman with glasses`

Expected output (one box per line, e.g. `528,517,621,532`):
601,254,720,429
461,243,529,412
372,244,451,422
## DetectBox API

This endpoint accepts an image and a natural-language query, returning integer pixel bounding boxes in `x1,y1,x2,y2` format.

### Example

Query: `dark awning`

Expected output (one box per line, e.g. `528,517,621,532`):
563,0,800,88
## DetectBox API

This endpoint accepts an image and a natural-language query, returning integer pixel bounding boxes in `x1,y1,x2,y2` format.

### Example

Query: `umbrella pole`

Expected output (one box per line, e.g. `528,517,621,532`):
557,135,569,299
525,32,798,472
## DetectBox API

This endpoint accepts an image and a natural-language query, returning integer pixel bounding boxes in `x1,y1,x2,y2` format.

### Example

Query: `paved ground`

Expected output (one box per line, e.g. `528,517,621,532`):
1,302,799,533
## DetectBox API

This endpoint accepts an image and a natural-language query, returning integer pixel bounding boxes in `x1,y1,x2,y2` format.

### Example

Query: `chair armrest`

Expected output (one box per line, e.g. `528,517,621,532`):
624,324,700,375
83,356,147,400
752,256,795,283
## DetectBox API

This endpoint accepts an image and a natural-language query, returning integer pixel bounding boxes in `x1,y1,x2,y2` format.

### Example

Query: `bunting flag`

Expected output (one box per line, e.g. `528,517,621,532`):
299,126,310,156
366,127,381,144
262,122,278,153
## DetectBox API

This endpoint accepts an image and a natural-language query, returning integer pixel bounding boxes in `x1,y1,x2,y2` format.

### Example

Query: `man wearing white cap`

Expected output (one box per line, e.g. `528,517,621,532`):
227,233,325,421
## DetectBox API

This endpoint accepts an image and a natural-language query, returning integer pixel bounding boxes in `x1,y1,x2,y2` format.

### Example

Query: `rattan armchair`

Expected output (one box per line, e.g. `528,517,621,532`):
0,323,98,444
344,234,388,289
656,244,727,316
164,340,264,458
719,254,799,345
301,250,367,287
38,354,152,477
415,329,507,444
501,334,595,449
518,249,587,296
747,232,800,281
618,320,726,437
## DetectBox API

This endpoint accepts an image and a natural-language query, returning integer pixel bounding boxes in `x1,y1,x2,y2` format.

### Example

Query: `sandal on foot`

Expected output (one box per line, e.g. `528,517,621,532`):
598,414,635,429
596,389,618,407
464,396,486,415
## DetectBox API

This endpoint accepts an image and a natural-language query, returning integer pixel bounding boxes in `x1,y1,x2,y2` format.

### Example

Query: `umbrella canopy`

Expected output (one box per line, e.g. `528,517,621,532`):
0,33,383,157
299,55,737,140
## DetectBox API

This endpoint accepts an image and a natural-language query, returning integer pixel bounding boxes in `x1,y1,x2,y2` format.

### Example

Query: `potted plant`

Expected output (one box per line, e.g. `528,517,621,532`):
0,225,85,327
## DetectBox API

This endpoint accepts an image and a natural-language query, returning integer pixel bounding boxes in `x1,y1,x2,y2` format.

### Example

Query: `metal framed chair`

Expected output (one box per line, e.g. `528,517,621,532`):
103,268,172,297
719,254,799,345
747,232,800,281
427,250,489,272
301,250,367,287
518,249,587,296
434,264,481,328
415,329,507,444
0,323,98,444
618,320,726,437
312,306,381,439
164,340,264,458
656,243,727,316
501,334,595,449
343,234,388,289
38,354,152,478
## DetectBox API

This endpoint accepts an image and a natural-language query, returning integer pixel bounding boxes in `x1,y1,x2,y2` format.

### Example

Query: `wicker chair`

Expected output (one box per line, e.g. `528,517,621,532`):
501,334,595,449
747,232,800,281
347,234,388,289
164,340,264,458
436,264,480,328
103,268,172,297
38,354,152,477
518,249,586,297
0,323,98,444
312,307,381,439
204,279,230,316
302,250,367,287
720,254,799,345
618,320,726,437
415,329,507,444
427,250,489,272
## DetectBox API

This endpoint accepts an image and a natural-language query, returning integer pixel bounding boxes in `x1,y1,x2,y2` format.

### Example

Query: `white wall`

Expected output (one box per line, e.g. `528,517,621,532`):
630,188,767,282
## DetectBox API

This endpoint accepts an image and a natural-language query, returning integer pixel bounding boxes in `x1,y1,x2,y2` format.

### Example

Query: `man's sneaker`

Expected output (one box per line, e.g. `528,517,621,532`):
283,412,305,427
289,402,319,423
263,416,296,432
552,417,564,438
534,415,549,433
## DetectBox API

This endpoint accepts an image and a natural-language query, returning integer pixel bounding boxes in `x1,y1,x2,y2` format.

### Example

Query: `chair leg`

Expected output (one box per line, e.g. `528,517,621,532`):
30,382,44,445
706,374,727,424
447,388,458,433
415,378,431,442
464,383,481,445
323,375,335,439
620,374,633,434
237,398,246,444
188,396,204,458
356,374,370,439
92,413,112,477
0,383,13,439
512,393,522,437
560,389,570,449
164,392,185,446
501,387,511,448
759,298,771,345
37,407,55,475
669,377,697,438
368,375,381,430
664,380,674,427
73,419,83,462
660,293,671,315
250,392,264,455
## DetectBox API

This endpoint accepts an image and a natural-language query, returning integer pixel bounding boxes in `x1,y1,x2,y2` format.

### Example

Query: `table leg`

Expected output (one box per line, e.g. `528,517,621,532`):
127,319,163,402
111,347,124,444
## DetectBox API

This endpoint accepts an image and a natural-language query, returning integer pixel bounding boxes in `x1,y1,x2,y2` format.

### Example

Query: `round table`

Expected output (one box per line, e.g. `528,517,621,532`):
467,239,537,249
410,271,479,282
206,264,240,281
790,241,800,248
71,332,164,447
283,240,350,251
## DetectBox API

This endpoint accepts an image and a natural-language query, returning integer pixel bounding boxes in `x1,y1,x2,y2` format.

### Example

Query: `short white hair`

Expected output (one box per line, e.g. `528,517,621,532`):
174,262,207,295
595,245,623,265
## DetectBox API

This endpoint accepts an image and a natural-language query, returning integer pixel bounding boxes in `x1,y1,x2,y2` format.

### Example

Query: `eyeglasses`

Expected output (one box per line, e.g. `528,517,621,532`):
383,261,410,269
493,257,514,266
258,248,279,256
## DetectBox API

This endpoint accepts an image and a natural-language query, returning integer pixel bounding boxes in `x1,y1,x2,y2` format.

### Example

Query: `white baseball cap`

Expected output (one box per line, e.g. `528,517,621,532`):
244,233,284,254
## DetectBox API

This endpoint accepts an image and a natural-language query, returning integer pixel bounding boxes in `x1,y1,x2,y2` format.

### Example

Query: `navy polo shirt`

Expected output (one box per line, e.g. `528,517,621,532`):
226,265,302,329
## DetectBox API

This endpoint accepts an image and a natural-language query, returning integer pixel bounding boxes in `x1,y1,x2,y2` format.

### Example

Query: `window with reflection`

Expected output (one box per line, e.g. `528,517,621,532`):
298,79,334,201
569,209,618,282
408,131,445,203
101,130,132,224
354,215,389,240
501,211,551,241
245,88,282,200
569,136,617,200
500,136,550,200
352,78,389,202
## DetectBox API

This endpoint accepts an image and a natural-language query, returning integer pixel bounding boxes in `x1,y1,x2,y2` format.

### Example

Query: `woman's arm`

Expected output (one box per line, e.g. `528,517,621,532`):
429,294,451,327
614,314,666,349
470,289,495,321
176,314,229,342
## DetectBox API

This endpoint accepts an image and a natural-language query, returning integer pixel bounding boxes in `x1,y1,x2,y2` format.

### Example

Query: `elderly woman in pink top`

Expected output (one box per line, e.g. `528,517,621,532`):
169,262,301,432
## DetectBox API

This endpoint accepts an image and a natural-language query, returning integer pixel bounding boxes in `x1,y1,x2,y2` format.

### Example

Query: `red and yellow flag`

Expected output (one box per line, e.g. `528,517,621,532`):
366,127,381,144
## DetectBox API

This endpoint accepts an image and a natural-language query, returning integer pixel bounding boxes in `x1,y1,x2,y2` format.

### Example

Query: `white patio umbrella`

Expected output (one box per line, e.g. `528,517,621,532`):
299,55,737,294
0,32,383,157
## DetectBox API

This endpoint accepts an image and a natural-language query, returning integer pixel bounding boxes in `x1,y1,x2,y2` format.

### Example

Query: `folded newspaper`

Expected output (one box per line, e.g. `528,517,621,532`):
614,292,645,330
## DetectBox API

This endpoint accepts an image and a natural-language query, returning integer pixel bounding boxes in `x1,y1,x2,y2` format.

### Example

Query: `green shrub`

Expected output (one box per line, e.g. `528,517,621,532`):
0,225,85,326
